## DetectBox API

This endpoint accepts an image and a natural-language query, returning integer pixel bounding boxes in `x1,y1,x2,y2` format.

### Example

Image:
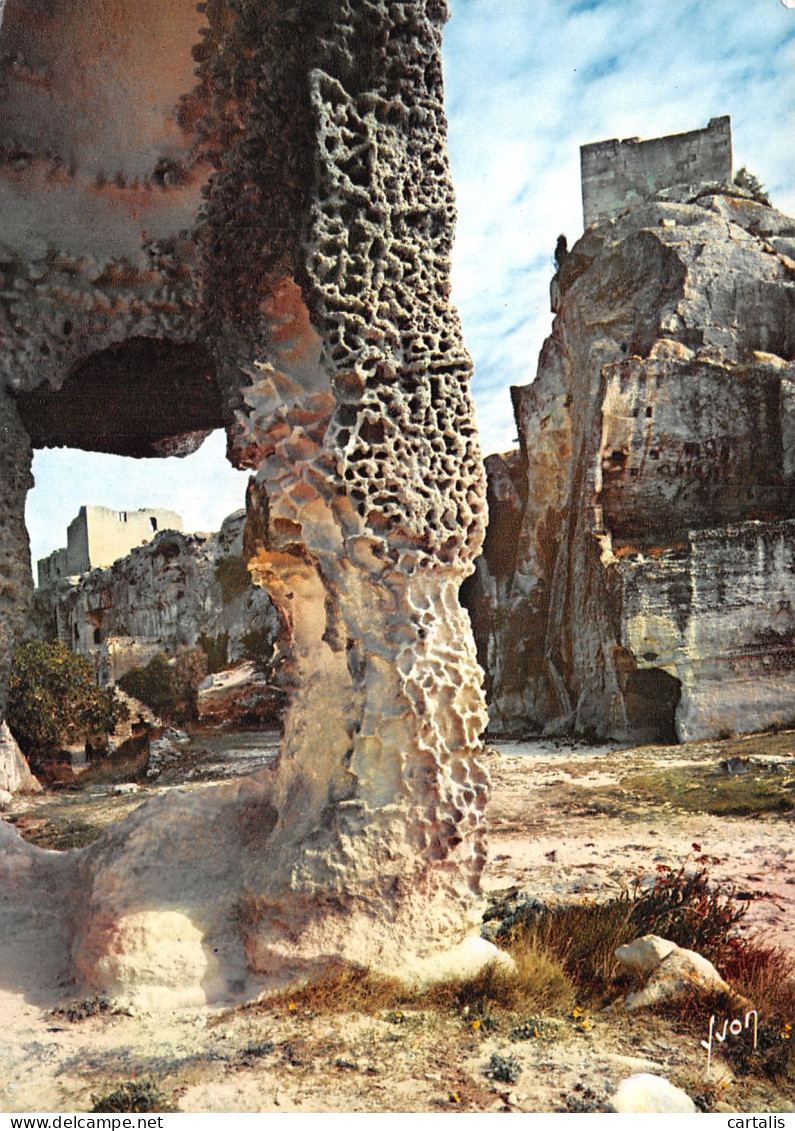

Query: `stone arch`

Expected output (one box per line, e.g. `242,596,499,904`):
16,338,225,458
0,0,497,1007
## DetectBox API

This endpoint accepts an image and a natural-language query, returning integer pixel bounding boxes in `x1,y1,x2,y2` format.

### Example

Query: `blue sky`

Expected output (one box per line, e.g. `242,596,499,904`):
444,0,795,453
25,0,795,567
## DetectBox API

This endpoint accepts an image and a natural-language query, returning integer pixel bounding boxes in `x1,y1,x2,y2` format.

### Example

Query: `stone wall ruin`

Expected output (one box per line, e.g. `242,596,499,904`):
38,505,184,584
580,116,732,228
0,0,498,1008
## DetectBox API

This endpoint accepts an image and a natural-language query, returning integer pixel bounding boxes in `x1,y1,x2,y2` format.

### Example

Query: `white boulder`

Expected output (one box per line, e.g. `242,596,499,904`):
609,1073,696,1113
0,721,41,794
616,934,730,1010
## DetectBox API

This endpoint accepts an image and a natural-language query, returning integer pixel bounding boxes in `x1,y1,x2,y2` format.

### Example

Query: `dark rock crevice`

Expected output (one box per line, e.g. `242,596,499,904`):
15,338,225,458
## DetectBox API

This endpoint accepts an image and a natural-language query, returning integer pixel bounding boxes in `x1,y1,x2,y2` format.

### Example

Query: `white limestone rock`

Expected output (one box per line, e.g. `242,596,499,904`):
146,728,191,777
615,934,679,974
464,186,795,743
407,935,515,989
609,1073,696,1114
196,662,282,729
0,721,41,794
616,934,730,1010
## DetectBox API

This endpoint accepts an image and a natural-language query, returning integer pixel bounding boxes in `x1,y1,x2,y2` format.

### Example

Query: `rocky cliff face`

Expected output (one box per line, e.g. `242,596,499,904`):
465,185,795,743
0,720,41,795
35,510,279,691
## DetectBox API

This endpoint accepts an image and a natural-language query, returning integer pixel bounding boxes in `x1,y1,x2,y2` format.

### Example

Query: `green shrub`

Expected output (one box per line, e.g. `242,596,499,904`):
7,640,127,759
215,555,251,604
626,860,747,962
198,630,229,674
734,166,771,207
117,654,176,718
117,650,206,723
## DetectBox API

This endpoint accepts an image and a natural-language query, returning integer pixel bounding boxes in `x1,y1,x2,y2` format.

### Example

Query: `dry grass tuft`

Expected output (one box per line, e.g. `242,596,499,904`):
254,943,574,1026
507,900,633,1001
423,940,575,1018
723,939,795,1025
91,1081,171,1113
505,934,577,1012
265,964,408,1015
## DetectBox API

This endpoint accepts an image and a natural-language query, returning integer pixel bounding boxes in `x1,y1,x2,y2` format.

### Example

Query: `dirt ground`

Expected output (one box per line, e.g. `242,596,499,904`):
0,733,793,1114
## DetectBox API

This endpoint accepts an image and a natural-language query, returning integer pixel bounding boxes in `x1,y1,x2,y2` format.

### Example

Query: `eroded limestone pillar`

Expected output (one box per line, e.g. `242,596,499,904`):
1,0,498,1007
0,392,33,720
69,0,497,1001
229,0,493,975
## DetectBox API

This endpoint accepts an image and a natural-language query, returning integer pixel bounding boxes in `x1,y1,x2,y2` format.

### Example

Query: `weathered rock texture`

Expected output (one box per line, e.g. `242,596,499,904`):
0,1,493,1005
464,185,795,743
0,720,41,794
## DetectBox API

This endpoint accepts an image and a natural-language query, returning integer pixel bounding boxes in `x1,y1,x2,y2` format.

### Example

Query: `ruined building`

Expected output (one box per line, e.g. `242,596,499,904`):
0,0,498,1007
37,505,183,584
580,116,732,228
464,117,795,744
34,510,280,713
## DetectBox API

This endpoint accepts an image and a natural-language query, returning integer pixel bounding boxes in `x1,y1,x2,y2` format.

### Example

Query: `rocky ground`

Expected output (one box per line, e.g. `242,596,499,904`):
0,731,793,1114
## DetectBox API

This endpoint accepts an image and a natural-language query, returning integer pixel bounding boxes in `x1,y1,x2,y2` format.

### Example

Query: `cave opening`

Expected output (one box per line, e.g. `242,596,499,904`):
624,666,682,745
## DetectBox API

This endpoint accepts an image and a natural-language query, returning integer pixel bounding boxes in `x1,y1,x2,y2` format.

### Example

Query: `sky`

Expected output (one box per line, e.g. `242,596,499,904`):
25,0,795,568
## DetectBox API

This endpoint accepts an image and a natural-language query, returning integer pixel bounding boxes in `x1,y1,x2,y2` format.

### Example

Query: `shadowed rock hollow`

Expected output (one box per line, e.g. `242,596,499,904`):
0,0,496,1007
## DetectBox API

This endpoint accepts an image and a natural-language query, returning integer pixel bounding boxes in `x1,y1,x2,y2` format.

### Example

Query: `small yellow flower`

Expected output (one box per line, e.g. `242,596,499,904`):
471,1019,481,1031
451,1094,461,1104
572,1007,582,1019
288,1002,297,1011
